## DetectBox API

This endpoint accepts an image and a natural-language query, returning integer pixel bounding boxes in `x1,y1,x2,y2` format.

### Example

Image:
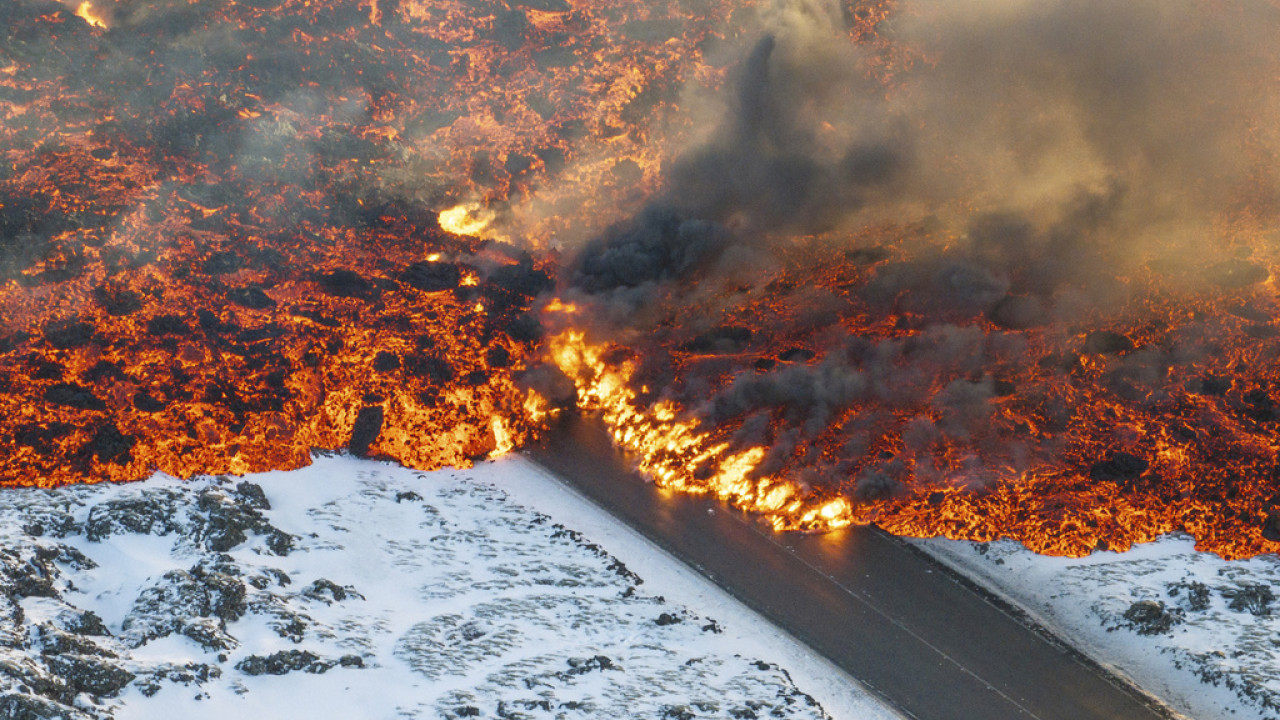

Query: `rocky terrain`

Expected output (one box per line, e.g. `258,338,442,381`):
917,535,1280,720
0,455,869,719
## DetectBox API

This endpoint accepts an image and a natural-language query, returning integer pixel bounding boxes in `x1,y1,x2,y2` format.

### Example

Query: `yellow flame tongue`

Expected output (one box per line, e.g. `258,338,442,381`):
438,203,496,237
550,330,855,533
75,1,109,28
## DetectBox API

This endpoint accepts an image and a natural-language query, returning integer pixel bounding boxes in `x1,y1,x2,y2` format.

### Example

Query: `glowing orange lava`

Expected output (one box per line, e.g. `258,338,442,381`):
4,0,1280,563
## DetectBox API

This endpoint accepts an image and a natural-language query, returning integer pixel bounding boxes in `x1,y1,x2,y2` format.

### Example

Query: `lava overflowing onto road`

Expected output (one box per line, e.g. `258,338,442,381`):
5,0,1280,558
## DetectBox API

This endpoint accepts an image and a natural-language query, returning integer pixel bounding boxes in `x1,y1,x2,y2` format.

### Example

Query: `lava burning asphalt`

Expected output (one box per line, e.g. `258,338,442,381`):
4,0,1280,559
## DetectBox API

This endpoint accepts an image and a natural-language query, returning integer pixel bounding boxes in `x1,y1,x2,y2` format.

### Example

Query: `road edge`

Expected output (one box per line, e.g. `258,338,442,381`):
521,452,917,720
896,536,1188,720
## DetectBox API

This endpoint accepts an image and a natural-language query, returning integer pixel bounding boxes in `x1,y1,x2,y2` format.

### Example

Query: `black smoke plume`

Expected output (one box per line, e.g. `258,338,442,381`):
567,0,1280,490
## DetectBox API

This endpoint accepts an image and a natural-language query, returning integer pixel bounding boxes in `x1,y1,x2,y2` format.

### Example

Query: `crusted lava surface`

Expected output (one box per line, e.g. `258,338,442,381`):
6,0,1280,562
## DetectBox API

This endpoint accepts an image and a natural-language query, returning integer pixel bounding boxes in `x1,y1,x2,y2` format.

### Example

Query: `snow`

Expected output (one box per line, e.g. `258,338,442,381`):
12,448,1280,720
14,447,1280,720
487,458,899,720
0,454,902,720
914,534,1280,720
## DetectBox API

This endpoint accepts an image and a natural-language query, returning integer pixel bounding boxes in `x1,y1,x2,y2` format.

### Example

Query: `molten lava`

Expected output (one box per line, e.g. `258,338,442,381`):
551,329,854,531
549,241,1280,560
5,0,1280,562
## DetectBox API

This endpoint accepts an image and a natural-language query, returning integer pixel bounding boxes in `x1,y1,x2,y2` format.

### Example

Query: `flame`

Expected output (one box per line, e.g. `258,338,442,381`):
438,203,495,238
551,331,853,532
544,298,579,315
490,416,514,458
4,0,1280,564
75,1,109,29
523,388,559,426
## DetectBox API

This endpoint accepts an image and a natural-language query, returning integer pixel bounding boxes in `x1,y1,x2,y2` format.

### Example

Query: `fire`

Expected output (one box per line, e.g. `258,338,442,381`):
0,0,698,486
546,226,1280,559
489,416,514,458
438,203,496,238
551,331,853,532
4,0,1280,564
74,1,108,29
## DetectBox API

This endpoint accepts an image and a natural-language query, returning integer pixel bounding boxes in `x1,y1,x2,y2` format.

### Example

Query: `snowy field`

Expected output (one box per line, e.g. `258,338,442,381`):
916,535,1280,720
0,454,899,720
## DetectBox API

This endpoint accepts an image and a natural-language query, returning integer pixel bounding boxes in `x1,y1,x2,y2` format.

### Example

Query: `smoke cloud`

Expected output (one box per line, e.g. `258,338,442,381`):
577,0,1279,294
567,0,1280,489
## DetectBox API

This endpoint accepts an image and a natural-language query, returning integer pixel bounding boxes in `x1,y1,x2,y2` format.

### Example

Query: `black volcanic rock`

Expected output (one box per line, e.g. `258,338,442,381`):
1188,374,1231,396
405,355,454,383
85,420,136,466
507,313,543,343
13,422,74,452
348,405,384,458
44,383,106,411
777,347,815,363
401,261,462,292
373,351,401,372
1088,452,1149,484
489,257,554,298
83,361,126,384
202,251,244,275
318,269,374,298
43,321,96,350
1243,389,1280,423
147,315,191,336
94,285,144,316
1263,513,1280,543
197,309,240,334
1083,330,1135,355
227,285,276,309
485,345,511,369
133,392,168,413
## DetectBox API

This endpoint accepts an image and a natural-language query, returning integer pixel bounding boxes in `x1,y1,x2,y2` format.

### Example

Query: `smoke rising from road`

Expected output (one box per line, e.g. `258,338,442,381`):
565,0,1280,496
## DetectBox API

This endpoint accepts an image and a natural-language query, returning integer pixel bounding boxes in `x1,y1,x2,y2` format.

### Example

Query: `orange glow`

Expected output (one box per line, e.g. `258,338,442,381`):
544,299,579,315
551,331,853,532
438,203,495,238
75,1,108,29
5,0,1280,564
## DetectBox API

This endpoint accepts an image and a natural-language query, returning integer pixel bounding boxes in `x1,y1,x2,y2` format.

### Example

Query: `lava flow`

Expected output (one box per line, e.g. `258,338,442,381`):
0,0,735,483
6,0,1280,560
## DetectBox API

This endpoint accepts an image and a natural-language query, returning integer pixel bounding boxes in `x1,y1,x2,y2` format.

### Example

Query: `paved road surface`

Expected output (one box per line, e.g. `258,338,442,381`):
527,416,1176,720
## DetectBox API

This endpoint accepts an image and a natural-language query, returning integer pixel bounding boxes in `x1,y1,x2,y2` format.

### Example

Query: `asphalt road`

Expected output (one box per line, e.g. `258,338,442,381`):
527,415,1177,720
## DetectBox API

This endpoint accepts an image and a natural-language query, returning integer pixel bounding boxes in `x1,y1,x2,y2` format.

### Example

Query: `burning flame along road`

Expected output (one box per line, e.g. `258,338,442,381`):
551,329,855,532
4,0,1280,560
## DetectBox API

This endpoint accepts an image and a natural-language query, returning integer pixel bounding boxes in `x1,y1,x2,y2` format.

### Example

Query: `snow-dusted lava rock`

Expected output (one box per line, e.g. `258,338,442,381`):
916,535,1280,720
0,455,883,720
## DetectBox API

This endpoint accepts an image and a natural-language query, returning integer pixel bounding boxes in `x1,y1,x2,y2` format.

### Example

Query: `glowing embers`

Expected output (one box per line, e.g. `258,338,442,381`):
0,210,549,485
550,331,853,532
548,224,1280,560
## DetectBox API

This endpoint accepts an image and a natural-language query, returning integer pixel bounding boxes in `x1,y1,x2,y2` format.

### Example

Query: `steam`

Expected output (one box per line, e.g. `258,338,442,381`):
578,0,1279,293
567,0,1280,488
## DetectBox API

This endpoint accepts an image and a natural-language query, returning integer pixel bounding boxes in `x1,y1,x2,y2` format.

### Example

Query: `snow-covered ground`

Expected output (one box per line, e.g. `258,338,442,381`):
915,535,1280,720
20,448,1275,720
0,454,899,720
